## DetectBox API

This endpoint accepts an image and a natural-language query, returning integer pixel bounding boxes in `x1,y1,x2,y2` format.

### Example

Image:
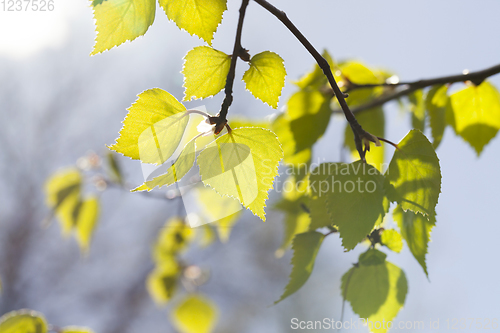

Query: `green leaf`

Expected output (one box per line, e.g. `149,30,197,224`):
106,151,123,184
159,0,227,45
227,117,270,130
393,205,435,276
196,186,241,243
385,129,441,217
60,327,95,333
197,127,282,221
147,256,180,305
426,85,449,149
153,218,195,262
182,46,231,101
276,231,324,303
294,49,335,89
91,0,156,55
381,229,403,253
338,61,383,107
45,168,82,235
271,113,311,165
243,51,286,108
344,107,385,171
409,89,425,132
0,310,48,333
342,249,408,333
109,88,188,164
171,294,218,333
447,81,500,155
309,161,386,251
133,137,196,192
75,196,100,254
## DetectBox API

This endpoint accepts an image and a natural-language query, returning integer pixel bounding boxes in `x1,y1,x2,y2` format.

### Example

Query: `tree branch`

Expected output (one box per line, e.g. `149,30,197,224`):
345,63,500,114
253,0,378,161
217,0,250,130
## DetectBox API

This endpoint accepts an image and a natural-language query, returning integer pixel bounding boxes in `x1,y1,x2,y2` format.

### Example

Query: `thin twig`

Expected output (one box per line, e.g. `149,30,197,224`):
219,0,250,122
344,63,500,114
253,0,377,161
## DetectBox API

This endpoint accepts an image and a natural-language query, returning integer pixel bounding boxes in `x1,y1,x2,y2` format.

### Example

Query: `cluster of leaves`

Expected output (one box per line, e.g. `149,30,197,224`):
0,309,93,333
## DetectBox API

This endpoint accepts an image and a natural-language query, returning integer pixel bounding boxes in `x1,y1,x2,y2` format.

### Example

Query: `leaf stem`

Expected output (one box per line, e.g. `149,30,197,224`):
219,0,250,122
252,0,375,161
344,63,500,114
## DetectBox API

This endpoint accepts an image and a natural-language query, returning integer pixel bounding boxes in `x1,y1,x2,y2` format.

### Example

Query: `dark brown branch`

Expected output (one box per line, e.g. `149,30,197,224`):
346,63,500,114
253,0,378,161
218,0,250,124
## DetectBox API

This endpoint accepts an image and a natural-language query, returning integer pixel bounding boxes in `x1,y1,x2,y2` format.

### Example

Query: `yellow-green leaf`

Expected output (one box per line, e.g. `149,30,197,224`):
338,61,383,107
60,327,95,333
109,88,188,164
385,129,441,217
106,151,123,184
393,205,435,276
409,89,425,132
294,49,335,89
171,294,218,333
309,162,387,251
159,0,227,45
341,249,408,333
344,107,385,171
426,85,449,149
153,218,195,262
75,196,100,254
275,231,324,303
243,51,286,108
271,113,311,166
447,81,500,155
133,137,196,192
197,127,283,221
381,229,403,253
45,168,82,235
91,0,156,55
0,309,48,333
182,46,231,101
147,256,180,305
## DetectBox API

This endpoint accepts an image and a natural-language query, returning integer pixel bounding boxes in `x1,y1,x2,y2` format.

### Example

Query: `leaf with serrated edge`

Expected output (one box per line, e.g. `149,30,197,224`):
381,229,403,253
309,161,386,251
75,196,100,254
183,46,231,101
109,89,187,165
133,137,196,192
171,294,218,333
341,249,408,333
275,231,324,303
385,129,441,217
159,0,227,45
393,205,435,276
243,51,286,108
426,85,448,149
91,0,156,55
447,81,500,155
0,309,48,333
197,127,282,221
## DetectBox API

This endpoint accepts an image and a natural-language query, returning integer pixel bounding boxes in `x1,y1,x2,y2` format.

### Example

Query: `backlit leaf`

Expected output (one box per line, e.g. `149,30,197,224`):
447,81,500,155
276,231,324,303
309,162,386,251
426,85,448,149
393,205,435,276
341,249,407,333
91,0,156,55
60,327,95,333
338,61,383,107
0,309,48,333
271,113,312,165
381,229,403,253
385,130,441,217
197,127,282,221
182,46,231,101
147,256,180,305
409,90,425,132
294,49,335,89
75,196,100,254
344,107,385,171
106,151,123,184
153,218,195,263
109,89,188,165
171,294,218,333
133,137,196,192
243,51,286,108
159,0,227,45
